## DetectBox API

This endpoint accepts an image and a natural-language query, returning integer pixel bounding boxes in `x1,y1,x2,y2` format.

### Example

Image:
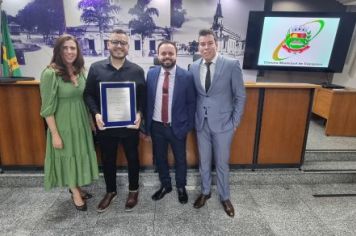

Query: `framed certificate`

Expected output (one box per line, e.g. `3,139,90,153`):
100,82,136,128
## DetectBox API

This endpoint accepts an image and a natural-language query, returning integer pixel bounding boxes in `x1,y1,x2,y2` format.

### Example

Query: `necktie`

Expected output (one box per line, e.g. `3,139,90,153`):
161,71,170,123
205,62,212,93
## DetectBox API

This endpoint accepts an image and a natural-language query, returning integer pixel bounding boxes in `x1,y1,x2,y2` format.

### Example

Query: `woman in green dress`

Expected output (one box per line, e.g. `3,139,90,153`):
40,34,99,211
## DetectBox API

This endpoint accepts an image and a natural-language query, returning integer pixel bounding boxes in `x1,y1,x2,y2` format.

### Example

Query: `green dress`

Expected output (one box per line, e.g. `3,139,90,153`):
40,67,99,190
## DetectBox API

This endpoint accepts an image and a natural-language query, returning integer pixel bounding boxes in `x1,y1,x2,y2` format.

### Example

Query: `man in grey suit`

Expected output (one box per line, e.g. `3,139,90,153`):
190,29,246,217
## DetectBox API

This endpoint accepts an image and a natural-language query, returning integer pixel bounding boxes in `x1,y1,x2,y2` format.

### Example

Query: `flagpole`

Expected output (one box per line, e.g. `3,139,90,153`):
0,0,3,174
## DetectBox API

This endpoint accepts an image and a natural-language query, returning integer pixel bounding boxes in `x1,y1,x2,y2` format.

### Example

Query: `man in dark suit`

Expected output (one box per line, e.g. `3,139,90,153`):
84,29,146,212
146,41,196,203
189,29,246,217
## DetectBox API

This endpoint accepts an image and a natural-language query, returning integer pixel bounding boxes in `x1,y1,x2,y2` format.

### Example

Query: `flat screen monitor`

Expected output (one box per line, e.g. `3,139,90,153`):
243,12,356,73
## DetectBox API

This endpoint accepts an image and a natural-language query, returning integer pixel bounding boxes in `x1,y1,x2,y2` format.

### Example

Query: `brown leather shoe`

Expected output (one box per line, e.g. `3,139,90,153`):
97,192,117,213
221,199,235,217
125,190,139,212
193,193,211,209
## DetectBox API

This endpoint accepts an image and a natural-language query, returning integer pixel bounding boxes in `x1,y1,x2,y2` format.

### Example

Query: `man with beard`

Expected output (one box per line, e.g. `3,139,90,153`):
84,29,146,212
146,41,196,203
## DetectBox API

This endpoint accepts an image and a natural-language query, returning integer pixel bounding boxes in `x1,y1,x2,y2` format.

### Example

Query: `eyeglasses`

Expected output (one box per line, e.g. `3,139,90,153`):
109,40,128,46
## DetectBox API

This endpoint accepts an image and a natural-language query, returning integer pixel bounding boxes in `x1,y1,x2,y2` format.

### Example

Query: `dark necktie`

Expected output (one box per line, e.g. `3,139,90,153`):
205,62,212,93
161,71,170,123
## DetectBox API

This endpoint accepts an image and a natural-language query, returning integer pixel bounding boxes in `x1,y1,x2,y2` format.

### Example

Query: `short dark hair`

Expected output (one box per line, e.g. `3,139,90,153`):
157,40,177,54
50,34,84,82
198,29,218,42
111,29,127,35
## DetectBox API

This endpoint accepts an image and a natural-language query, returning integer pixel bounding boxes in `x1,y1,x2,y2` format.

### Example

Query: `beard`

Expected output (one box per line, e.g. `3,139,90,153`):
110,49,127,60
111,54,125,60
160,59,176,69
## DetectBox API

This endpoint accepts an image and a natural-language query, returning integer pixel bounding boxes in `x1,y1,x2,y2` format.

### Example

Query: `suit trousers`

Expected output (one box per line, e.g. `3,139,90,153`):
197,119,235,201
151,121,187,188
98,134,140,193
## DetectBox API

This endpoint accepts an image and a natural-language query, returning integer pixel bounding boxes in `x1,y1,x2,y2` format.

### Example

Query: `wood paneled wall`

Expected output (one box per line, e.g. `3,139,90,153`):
0,83,46,165
0,82,317,168
258,88,310,164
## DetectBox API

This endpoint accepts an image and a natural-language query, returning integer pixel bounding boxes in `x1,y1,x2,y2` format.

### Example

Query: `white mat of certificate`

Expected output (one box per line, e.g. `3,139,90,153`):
106,87,131,122
100,82,136,128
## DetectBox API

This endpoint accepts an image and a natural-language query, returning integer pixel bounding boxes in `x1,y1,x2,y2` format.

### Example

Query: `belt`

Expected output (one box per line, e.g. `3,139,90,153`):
153,120,171,127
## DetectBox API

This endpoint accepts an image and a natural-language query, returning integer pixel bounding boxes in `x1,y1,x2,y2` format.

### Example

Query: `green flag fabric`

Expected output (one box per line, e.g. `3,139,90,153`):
1,11,21,76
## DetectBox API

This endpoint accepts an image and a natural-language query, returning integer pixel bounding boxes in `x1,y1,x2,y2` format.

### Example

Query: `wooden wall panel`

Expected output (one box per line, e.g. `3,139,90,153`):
0,84,46,165
0,82,316,168
312,88,332,119
312,88,356,136
258,88,310,164
326,92,356,136
97,88,259,168
230,88,259,164
95,131,199,168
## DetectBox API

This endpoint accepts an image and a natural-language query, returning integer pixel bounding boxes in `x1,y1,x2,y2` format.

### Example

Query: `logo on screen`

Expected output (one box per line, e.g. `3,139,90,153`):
272,20,325,61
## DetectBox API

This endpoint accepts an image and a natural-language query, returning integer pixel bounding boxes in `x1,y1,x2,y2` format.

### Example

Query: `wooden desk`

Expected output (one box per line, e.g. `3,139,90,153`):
246,83,317,166
312,87,356,136
0,81,318,168
0,81,46,166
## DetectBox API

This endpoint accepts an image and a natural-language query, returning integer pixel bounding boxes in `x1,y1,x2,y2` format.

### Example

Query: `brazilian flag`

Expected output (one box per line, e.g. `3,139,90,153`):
1,11,21,76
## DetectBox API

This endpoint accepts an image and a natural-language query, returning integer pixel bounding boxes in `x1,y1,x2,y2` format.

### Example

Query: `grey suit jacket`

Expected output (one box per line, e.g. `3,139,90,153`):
190,55,246,133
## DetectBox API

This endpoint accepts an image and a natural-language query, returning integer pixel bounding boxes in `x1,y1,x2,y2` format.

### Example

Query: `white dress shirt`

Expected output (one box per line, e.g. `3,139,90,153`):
199,54,218,91
153,66,176,123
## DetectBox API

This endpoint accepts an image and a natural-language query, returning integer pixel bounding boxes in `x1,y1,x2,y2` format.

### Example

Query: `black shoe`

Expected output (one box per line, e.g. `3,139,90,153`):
71,196,87,211
74,201,87,211
177,187,188,204
69,189,93,200
151,186,172,201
